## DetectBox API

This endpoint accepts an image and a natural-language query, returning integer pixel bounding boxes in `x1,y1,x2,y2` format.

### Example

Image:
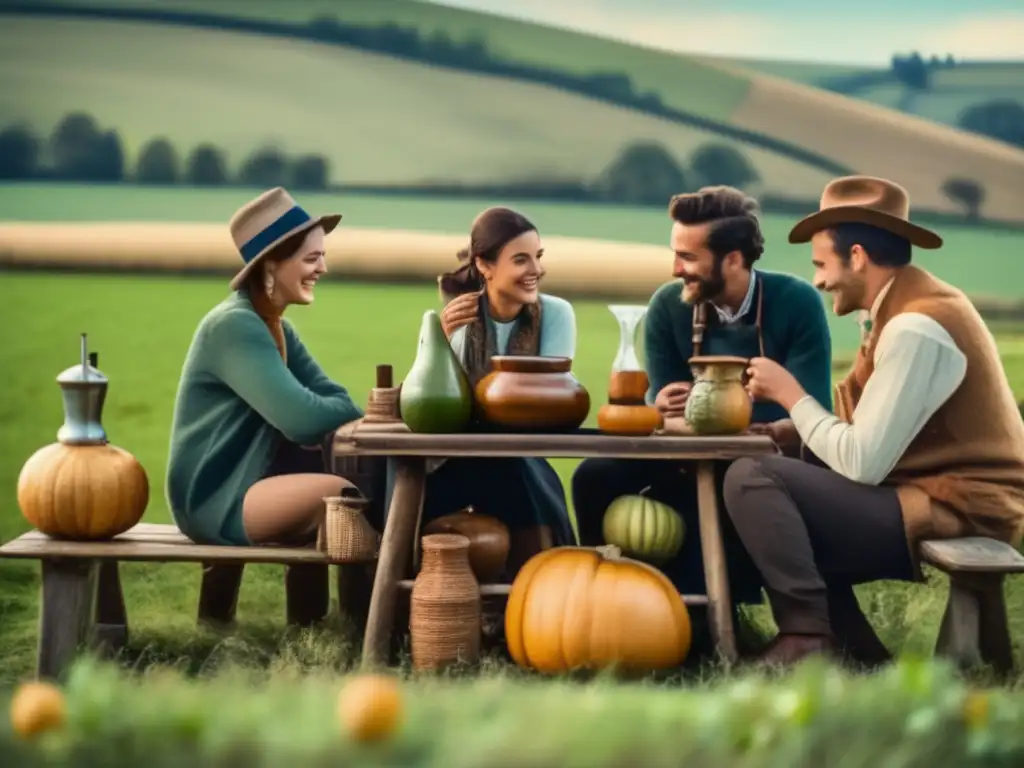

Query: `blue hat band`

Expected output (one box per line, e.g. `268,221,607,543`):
239,205,312,263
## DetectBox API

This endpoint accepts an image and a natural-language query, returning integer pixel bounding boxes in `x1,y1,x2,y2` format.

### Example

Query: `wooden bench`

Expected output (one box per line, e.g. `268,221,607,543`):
922,536,1024,676
0,523,375,681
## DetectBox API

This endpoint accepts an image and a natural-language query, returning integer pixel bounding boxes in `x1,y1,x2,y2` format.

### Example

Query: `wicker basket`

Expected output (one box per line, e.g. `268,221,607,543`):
319,488,380,563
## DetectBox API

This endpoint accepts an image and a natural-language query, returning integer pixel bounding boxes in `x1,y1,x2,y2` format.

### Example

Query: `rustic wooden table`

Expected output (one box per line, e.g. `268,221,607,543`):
331,425,778,668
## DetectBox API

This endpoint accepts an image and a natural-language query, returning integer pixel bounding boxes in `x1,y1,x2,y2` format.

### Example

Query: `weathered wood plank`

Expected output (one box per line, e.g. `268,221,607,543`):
920,537,1024,573
362,457,426,669
38,559,98,681
695,460,737,664
93,560,128,653
334,430,777,461
197,563,245,627
0,526,330,565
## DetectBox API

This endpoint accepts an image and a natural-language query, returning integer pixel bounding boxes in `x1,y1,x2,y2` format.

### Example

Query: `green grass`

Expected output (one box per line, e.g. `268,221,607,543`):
5,183,1024,353
3,655,1024,766
1,269,1024,689
0,14,834,194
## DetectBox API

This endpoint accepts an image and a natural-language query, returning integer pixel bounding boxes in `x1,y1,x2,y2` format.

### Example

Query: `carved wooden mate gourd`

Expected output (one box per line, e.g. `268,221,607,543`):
17,333,150,540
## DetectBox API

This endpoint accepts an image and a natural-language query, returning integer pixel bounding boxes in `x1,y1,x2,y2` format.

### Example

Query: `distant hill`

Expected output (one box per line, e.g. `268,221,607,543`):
1,0,1023,221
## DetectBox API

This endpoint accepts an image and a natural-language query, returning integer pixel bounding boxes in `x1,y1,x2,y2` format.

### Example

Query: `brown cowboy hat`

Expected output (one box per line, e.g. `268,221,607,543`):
788,175,942,249
228,187,342,290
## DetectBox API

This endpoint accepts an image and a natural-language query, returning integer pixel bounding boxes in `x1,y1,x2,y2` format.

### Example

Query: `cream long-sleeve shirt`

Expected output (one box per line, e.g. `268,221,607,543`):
788,279,968,486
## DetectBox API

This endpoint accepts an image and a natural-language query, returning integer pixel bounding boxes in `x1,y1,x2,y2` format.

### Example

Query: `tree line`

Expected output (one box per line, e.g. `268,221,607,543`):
0,112,331,190
0,110,770,206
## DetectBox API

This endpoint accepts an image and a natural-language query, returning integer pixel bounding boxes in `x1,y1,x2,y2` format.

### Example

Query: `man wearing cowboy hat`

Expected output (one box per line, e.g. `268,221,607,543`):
720,175,1024,667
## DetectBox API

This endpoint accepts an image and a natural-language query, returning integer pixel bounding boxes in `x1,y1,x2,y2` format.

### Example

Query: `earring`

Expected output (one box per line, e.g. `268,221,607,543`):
264,272,275,299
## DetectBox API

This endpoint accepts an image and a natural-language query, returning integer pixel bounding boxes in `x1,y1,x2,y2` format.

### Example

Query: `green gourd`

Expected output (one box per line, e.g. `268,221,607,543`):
399,310,473,433
602,493,685,566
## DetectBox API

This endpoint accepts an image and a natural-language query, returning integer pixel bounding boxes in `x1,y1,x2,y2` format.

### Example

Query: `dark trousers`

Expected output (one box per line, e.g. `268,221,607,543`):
722,454,914,643
571,458,765,604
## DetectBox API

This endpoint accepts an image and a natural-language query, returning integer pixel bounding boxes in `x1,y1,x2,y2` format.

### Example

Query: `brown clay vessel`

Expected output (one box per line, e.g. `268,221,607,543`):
474,356,590,431
597,403,663,436
422,506,511,583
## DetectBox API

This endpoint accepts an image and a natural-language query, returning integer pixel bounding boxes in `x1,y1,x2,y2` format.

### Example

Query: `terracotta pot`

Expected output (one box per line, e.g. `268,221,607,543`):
410,534,481,671
597,403,663,436
684,355,752,435
474,356,590,431
421,506,510,583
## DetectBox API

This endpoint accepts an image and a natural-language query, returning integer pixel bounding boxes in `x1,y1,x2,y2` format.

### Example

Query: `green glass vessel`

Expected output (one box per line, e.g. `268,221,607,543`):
399,310,473,433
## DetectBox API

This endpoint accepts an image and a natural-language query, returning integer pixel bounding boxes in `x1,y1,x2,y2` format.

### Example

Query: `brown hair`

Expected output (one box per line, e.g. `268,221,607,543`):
668,186,764,268
240,224,325,293
438,206,537,298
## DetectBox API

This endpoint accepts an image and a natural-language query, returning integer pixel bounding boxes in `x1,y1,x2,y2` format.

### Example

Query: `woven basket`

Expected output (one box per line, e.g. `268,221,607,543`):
319,489,380,563
363,386,401,423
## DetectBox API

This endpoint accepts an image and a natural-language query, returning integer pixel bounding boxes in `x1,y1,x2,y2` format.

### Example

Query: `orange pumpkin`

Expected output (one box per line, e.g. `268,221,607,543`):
17,442,149,540
505,545,692,675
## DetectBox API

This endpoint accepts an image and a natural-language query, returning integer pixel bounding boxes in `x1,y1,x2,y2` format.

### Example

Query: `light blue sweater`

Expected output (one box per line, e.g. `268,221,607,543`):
448,293,577,360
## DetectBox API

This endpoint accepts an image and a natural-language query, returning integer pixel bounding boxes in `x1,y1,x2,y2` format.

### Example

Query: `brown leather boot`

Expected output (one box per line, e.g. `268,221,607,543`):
751,633,837,668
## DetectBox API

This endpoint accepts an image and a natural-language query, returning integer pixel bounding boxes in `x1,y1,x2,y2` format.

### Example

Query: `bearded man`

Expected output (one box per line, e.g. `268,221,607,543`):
726,175,1024,667
570,185,834,620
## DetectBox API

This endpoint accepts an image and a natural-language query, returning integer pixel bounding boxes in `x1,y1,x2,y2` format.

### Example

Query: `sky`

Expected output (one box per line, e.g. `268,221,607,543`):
430,0,1024,65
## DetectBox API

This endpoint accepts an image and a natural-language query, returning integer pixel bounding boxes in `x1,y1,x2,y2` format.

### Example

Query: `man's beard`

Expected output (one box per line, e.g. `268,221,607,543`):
681,263,726,305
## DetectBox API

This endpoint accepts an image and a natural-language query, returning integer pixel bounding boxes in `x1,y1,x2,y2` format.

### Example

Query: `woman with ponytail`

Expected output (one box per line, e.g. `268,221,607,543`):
425,206,578,576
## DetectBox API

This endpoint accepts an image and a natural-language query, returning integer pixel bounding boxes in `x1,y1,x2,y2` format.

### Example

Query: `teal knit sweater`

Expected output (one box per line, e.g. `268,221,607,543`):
166,291,363,546
644,269,834,423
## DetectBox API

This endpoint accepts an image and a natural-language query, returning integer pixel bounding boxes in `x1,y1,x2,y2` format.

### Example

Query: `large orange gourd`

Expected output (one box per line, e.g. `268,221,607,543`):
504,545,692,676
17,334,149,540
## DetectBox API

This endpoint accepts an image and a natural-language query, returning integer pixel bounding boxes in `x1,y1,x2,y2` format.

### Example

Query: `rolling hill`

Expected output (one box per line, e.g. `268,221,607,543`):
0,15,835,195
1,1,1023,221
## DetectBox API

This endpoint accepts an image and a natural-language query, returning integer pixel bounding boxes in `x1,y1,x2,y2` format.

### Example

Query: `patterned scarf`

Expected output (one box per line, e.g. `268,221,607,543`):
462,292,542,388
248,286,288,364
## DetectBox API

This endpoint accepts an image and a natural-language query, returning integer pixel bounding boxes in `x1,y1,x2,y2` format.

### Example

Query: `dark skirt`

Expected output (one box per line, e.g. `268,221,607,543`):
419,457,576,546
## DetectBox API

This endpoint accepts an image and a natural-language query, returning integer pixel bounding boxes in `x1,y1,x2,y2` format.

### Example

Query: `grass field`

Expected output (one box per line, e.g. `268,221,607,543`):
3,655,1024,766
852,64,1024,126
4,5,1024,220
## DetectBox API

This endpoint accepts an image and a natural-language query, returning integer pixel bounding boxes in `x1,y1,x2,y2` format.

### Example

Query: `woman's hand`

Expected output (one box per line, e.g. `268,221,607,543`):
441,289,483,339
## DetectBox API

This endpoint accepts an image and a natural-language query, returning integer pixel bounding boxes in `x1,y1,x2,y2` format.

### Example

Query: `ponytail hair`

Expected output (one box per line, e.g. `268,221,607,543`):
438,246,484,303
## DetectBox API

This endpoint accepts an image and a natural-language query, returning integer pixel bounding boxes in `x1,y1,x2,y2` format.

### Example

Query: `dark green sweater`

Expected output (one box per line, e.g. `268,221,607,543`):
166,291,363,546
644,269,833,423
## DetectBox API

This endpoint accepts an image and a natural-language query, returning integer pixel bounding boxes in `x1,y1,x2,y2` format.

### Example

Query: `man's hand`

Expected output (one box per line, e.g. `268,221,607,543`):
440,289,483,339
655,382,692,418
748,418,802,453
745,357,806,411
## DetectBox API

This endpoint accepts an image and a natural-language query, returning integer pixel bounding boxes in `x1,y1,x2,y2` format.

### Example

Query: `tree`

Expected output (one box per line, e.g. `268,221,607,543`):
290,154,329,190
185,144,227,186
136,137,179,184
0,123,41,179
49,111,100,180
239,146,287,188
688,143,759,189
592,141,689,205
957,99,1024,149
941,177,985,220
91,130,125,182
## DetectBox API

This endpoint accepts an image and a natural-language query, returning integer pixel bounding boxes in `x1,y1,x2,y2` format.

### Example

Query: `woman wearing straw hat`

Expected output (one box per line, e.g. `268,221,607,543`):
166,187,364,547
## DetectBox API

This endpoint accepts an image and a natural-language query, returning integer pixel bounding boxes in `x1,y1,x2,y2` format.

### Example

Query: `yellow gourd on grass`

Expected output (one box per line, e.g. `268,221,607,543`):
10,681,66,739
337,674,404,743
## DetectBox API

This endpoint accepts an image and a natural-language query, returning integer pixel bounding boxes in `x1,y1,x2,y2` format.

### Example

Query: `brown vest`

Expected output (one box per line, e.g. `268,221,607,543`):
835,265,1024,575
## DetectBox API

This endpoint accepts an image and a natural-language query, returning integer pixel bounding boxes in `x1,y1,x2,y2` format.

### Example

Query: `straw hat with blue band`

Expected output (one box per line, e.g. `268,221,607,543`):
228,187,342,290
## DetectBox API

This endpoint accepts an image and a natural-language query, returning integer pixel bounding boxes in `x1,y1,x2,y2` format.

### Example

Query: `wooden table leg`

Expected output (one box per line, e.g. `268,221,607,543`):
93,560,128,654
38,558,99,681
361,456,426,668
695,460,737,664
197,563,245,627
